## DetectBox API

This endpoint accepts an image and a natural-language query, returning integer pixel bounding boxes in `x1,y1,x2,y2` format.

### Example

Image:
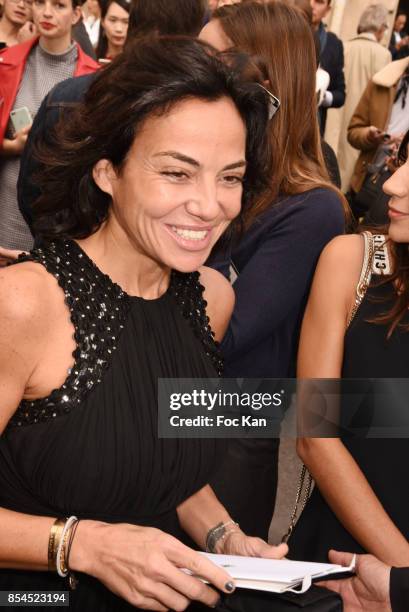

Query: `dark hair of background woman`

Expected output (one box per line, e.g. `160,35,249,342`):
32,37,272,242
366,129,409,337
127,0,208,41
96,0,131,60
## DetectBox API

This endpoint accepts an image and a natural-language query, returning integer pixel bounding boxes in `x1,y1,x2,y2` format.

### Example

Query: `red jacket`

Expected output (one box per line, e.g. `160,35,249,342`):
0,37,99,145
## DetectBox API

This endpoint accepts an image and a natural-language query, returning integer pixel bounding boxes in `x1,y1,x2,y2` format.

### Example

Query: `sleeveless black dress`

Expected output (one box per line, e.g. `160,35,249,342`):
290,280,409,562
0,240,225,610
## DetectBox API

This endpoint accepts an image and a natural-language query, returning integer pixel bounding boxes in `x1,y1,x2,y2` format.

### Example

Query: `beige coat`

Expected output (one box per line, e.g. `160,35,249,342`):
348,56,409,194
338,33,391,191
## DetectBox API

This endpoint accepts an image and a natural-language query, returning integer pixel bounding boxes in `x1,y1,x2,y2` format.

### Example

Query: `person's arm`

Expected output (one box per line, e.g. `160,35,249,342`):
0,266,240,610
0,265,75,569
0,127,31,158
17,21,37,44
347,81,382,152
220,191,345,360
177,484,288,558
318,550,392,610
297,235,409,567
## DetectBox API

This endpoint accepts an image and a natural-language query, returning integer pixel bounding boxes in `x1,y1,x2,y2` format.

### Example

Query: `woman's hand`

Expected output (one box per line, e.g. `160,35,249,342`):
0,247,24,267
17,21,37,44
318,551,392,612
1,128,31,157
218,527,288,560
366,126,386,147
70,521,236,611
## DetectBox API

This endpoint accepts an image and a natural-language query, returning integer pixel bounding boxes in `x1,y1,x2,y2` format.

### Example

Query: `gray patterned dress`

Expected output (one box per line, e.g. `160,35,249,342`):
0,42,78,250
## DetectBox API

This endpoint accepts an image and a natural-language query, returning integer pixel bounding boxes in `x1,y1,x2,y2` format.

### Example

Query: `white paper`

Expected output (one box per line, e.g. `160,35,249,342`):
195,553,356,594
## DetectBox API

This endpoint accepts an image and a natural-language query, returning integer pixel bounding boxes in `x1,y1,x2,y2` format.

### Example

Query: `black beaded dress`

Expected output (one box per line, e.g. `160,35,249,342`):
0,239,225,610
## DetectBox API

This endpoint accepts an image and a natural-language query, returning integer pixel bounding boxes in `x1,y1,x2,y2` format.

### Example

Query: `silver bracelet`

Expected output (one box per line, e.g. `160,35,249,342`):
205,520,239,553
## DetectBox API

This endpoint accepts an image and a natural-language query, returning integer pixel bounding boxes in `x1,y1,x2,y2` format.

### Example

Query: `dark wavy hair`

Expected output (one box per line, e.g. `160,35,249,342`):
365,129,409,337
32,37,272,242
127,0,207,41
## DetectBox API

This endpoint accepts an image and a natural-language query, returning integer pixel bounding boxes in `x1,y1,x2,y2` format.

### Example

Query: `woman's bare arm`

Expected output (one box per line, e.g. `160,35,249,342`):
0,265,47,432
0,266,62,569
177,484,288,559
177,484,233,550
297,235,409,567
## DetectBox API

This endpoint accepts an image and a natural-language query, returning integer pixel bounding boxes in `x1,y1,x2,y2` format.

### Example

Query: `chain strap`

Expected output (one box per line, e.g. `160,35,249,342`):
282,232,375,544
346,231,375,329
281,464,312,543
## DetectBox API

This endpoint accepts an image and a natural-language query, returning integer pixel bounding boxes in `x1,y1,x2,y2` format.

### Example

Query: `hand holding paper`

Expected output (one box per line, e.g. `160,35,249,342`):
317,551,391,611
190,552,356,595
221,529,288,561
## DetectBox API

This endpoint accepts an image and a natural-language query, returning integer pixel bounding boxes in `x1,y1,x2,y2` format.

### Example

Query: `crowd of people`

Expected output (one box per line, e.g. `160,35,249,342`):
0,0,408,611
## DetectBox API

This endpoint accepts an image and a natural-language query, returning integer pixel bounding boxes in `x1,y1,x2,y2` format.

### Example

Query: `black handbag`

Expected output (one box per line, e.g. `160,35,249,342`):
268,586,343,610
216,585,343,611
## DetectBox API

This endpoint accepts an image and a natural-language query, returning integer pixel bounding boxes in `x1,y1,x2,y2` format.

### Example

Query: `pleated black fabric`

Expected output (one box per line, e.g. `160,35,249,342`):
0,240,225,610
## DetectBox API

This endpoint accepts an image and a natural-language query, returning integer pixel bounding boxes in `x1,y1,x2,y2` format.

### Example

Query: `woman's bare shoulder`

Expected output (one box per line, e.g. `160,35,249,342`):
0,263,60,429
0,262,57,326
316,234,366,288
307,234,368,321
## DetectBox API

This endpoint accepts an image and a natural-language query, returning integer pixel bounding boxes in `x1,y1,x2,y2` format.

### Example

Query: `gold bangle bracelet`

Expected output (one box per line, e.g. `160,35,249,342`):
59,524,71,576
48,519,65,572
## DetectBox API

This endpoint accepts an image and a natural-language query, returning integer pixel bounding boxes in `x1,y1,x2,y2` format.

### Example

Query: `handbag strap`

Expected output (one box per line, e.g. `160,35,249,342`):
346,231,375,328
282,464,313,543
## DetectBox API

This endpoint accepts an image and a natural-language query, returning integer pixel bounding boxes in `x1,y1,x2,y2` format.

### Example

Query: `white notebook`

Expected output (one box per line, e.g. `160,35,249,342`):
196,553,356,594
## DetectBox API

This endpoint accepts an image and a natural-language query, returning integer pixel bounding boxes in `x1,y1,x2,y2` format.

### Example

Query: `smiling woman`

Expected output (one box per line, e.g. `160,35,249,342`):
89,95,246,273
0,37,290,612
